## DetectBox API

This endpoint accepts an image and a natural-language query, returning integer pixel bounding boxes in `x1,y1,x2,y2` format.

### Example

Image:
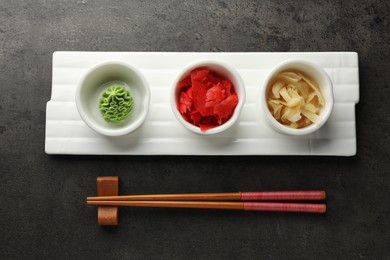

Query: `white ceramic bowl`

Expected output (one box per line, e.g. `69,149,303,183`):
171,60,246,135
75,61,151,136
260,59,334,135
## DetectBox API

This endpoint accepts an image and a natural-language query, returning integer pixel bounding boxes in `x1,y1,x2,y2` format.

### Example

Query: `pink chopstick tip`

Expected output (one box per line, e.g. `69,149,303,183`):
243,202,326,214
240,191,326,201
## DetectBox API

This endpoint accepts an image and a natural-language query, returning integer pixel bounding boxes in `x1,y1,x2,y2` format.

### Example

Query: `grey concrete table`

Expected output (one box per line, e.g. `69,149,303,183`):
1,1,389,259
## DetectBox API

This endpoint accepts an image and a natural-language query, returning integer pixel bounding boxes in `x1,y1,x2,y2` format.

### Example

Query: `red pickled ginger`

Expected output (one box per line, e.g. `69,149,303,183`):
177,69,238,131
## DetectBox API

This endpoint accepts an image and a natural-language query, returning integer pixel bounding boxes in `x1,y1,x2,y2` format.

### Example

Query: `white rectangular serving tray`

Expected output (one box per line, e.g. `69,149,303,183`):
45,52,359,156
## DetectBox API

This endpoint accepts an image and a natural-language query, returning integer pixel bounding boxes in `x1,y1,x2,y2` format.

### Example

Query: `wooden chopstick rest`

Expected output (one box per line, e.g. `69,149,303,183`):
97,176,119,226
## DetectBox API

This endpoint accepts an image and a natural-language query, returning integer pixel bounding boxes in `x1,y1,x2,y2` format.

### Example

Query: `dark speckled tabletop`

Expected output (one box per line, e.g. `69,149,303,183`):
1,1,389,259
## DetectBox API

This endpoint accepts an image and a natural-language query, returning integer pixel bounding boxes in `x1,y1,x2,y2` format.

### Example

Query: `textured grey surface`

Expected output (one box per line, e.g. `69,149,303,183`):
0,0,389,259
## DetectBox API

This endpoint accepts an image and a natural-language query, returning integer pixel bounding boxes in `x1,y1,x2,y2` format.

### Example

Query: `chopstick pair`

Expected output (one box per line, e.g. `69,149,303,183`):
87,191,326,213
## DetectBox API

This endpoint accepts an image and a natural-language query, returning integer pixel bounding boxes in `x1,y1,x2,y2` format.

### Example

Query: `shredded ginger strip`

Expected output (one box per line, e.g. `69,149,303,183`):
267,71,325,128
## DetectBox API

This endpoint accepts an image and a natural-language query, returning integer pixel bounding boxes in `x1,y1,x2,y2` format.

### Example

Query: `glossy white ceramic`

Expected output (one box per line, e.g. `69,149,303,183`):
46,52,359,155
171,60,246,135
259,59,334,135
75,61,151,136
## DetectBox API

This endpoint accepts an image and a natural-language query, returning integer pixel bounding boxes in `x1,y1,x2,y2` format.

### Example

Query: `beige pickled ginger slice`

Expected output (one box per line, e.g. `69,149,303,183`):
266,70,325,128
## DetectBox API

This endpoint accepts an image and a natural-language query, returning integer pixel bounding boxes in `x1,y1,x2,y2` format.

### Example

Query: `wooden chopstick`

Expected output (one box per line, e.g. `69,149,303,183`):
87,191,326,201
87,200,326,213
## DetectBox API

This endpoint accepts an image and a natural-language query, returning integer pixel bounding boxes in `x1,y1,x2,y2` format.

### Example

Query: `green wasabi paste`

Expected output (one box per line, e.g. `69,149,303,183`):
98,84,134,123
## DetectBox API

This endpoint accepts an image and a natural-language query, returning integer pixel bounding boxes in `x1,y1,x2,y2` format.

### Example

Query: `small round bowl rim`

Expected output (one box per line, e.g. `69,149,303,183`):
259,59,334,136
75,61,151,137
170,60,246,135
